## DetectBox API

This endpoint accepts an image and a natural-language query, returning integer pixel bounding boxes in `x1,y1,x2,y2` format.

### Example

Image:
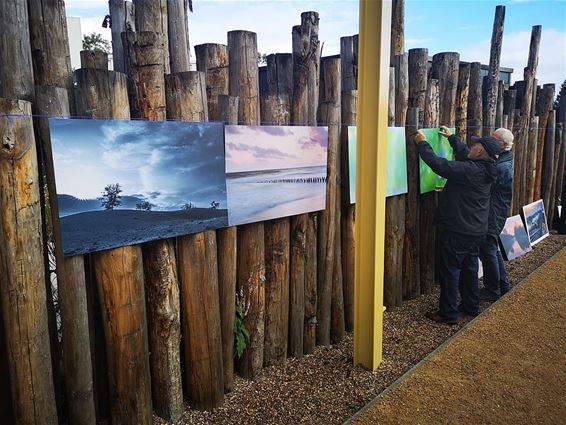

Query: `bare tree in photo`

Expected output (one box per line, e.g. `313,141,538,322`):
99,183,123,210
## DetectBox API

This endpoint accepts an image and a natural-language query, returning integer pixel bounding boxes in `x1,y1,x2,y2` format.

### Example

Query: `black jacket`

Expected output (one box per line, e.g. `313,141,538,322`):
418,135,497,237
488,150,513,235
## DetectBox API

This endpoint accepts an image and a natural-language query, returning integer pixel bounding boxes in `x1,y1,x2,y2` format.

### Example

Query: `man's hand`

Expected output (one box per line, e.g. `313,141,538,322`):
439,125,452,138
414,130,427,144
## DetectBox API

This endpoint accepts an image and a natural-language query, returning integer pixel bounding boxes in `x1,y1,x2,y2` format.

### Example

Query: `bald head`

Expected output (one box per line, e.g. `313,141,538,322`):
492,128,514,151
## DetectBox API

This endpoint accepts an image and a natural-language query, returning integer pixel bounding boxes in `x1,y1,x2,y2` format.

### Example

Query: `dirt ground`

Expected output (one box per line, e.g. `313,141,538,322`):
350,245,566,425
162,234,566,425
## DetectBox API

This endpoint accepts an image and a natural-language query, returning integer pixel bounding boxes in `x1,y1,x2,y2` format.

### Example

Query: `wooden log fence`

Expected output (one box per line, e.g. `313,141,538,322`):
3,2,566,422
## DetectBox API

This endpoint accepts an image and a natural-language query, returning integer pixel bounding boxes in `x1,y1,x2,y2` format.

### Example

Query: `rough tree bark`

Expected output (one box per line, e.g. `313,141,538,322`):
167,0,191,73
0,99,58,425
483,5,505,135
80,50,109,70
467,62,483,140
133,0,170,74
195,44,229,120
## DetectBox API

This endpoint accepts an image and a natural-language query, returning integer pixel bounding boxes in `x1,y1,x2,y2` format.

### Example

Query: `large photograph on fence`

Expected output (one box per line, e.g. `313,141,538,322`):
522,199,549,245
419,127,455,194
50,118,228,256
225,125,328,226
347,126,408,203
499,215,532,261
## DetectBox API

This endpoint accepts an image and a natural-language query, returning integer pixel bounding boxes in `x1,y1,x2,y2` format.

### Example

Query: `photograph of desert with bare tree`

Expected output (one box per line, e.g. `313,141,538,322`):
50,118,228,255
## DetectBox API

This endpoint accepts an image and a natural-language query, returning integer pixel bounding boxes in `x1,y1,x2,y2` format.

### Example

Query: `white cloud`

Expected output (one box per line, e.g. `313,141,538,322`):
406,37,435,48
459,28,566,86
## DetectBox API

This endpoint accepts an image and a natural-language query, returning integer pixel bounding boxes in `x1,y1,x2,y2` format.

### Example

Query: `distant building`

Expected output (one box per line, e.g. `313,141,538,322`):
67,17,82,70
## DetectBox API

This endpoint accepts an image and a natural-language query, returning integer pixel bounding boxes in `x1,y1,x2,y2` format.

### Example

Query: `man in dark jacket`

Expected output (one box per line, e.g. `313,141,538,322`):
439,127,514,301
415,129,498,324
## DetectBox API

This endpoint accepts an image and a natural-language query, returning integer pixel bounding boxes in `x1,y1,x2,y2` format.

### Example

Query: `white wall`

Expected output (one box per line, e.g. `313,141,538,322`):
67,17,82,70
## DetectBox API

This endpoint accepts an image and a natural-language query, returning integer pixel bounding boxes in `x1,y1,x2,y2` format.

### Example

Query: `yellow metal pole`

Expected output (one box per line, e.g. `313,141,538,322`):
354,0,392,370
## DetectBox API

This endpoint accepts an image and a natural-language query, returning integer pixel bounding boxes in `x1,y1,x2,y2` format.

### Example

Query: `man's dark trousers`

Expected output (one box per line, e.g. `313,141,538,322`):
438,230,483,321
479,234,509,298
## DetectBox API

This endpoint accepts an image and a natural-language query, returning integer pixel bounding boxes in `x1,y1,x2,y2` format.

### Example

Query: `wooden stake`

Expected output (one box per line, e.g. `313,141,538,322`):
495,80,505,128
503,89,517,130
467,62,483,140
133,0,170,74
227,30,265,379
80,50,109,70
266,54,293,98
408,48,428,124
420,78,439,294
165,71,208,120
340,35,358,332
142,240,183,421
548,123,563,228
390,0,404,64
195,44,229,120
0,1,34,101
524,116,539,205
109,0,128,73
167,0,190,73
122,31,167,120
35,86,96,425
432,53,460,127
456,63,470,140
534,84,555,199
483,5,505,135
74,69,130,119
0,98,58,424
541,110,556,212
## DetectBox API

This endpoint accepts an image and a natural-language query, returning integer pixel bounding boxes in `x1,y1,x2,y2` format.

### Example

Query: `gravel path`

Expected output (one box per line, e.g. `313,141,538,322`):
350,245,566,424
159,234,566,425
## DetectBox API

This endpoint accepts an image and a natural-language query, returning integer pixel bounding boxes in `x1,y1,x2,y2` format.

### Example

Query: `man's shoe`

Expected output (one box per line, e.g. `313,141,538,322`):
425,311,460,325
480,288,499,302
458,305,478,318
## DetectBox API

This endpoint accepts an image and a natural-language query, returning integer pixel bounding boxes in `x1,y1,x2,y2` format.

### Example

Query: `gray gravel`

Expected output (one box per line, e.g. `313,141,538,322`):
155,235,566,425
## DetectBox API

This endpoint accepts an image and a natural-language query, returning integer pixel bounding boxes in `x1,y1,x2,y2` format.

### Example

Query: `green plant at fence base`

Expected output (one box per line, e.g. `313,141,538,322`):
234,304,250,359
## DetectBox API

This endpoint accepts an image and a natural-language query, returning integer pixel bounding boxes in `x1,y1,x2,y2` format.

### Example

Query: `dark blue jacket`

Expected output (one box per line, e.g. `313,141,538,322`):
418,135,497,237
447,135,513,236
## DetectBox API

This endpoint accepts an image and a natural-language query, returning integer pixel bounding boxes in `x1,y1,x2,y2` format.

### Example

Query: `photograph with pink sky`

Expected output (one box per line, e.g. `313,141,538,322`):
225,125,328,226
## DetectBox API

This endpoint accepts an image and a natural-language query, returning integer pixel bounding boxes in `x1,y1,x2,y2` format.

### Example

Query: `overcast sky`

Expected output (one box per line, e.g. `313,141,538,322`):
66,0,565,86
225,125,328,172
50,119,227,209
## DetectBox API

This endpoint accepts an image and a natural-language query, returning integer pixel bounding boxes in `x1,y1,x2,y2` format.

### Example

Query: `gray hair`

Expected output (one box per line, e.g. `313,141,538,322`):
493,128,514,151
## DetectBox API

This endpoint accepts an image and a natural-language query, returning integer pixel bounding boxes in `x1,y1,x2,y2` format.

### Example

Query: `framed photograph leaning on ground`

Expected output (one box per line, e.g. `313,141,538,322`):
522,199,550,246
499,215,533,261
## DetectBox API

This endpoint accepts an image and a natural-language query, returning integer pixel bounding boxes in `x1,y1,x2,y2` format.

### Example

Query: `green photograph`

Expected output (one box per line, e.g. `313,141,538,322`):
419,128,455,194
385,127,408,197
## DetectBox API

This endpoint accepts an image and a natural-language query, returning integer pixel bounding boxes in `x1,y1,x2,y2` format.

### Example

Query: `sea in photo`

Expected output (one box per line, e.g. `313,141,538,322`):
522,199,549,245
50,118,228,255
225,125,328,225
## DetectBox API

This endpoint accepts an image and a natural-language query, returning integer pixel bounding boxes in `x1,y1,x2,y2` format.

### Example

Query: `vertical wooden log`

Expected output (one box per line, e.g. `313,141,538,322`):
165,71,224,409
503,89,517,130
390,0,404,64
80,50,109,70
495,80,505,128
431,52,460,127
227,30,265,379
217,93,238,391
541,110,556,211
340,36,357,332
483,5,505,135
195,43,229,120
548,123,563,228
28,0,73,90
92,247,152,425
266,54,293,98
394,54,409,126
421,79,439,294
167,0,190,73
524,116,539,205
261,94,291,366
109,0,127,73
456,63,470,141
290,13,321,355
340,35,358,95
76,68,152,424
35,86,96,425
0,0,34,101
165,71,208,120
467,62,483,140
408,48,428,124
0,99,58,424
317,57,342,344
133,0,170,74
403,107,420,297
388,68,396,125
534,84,555,199
512,26,541,211
177,233,224,410
142,240,183,421
0,300,14,424
122,31,167,120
